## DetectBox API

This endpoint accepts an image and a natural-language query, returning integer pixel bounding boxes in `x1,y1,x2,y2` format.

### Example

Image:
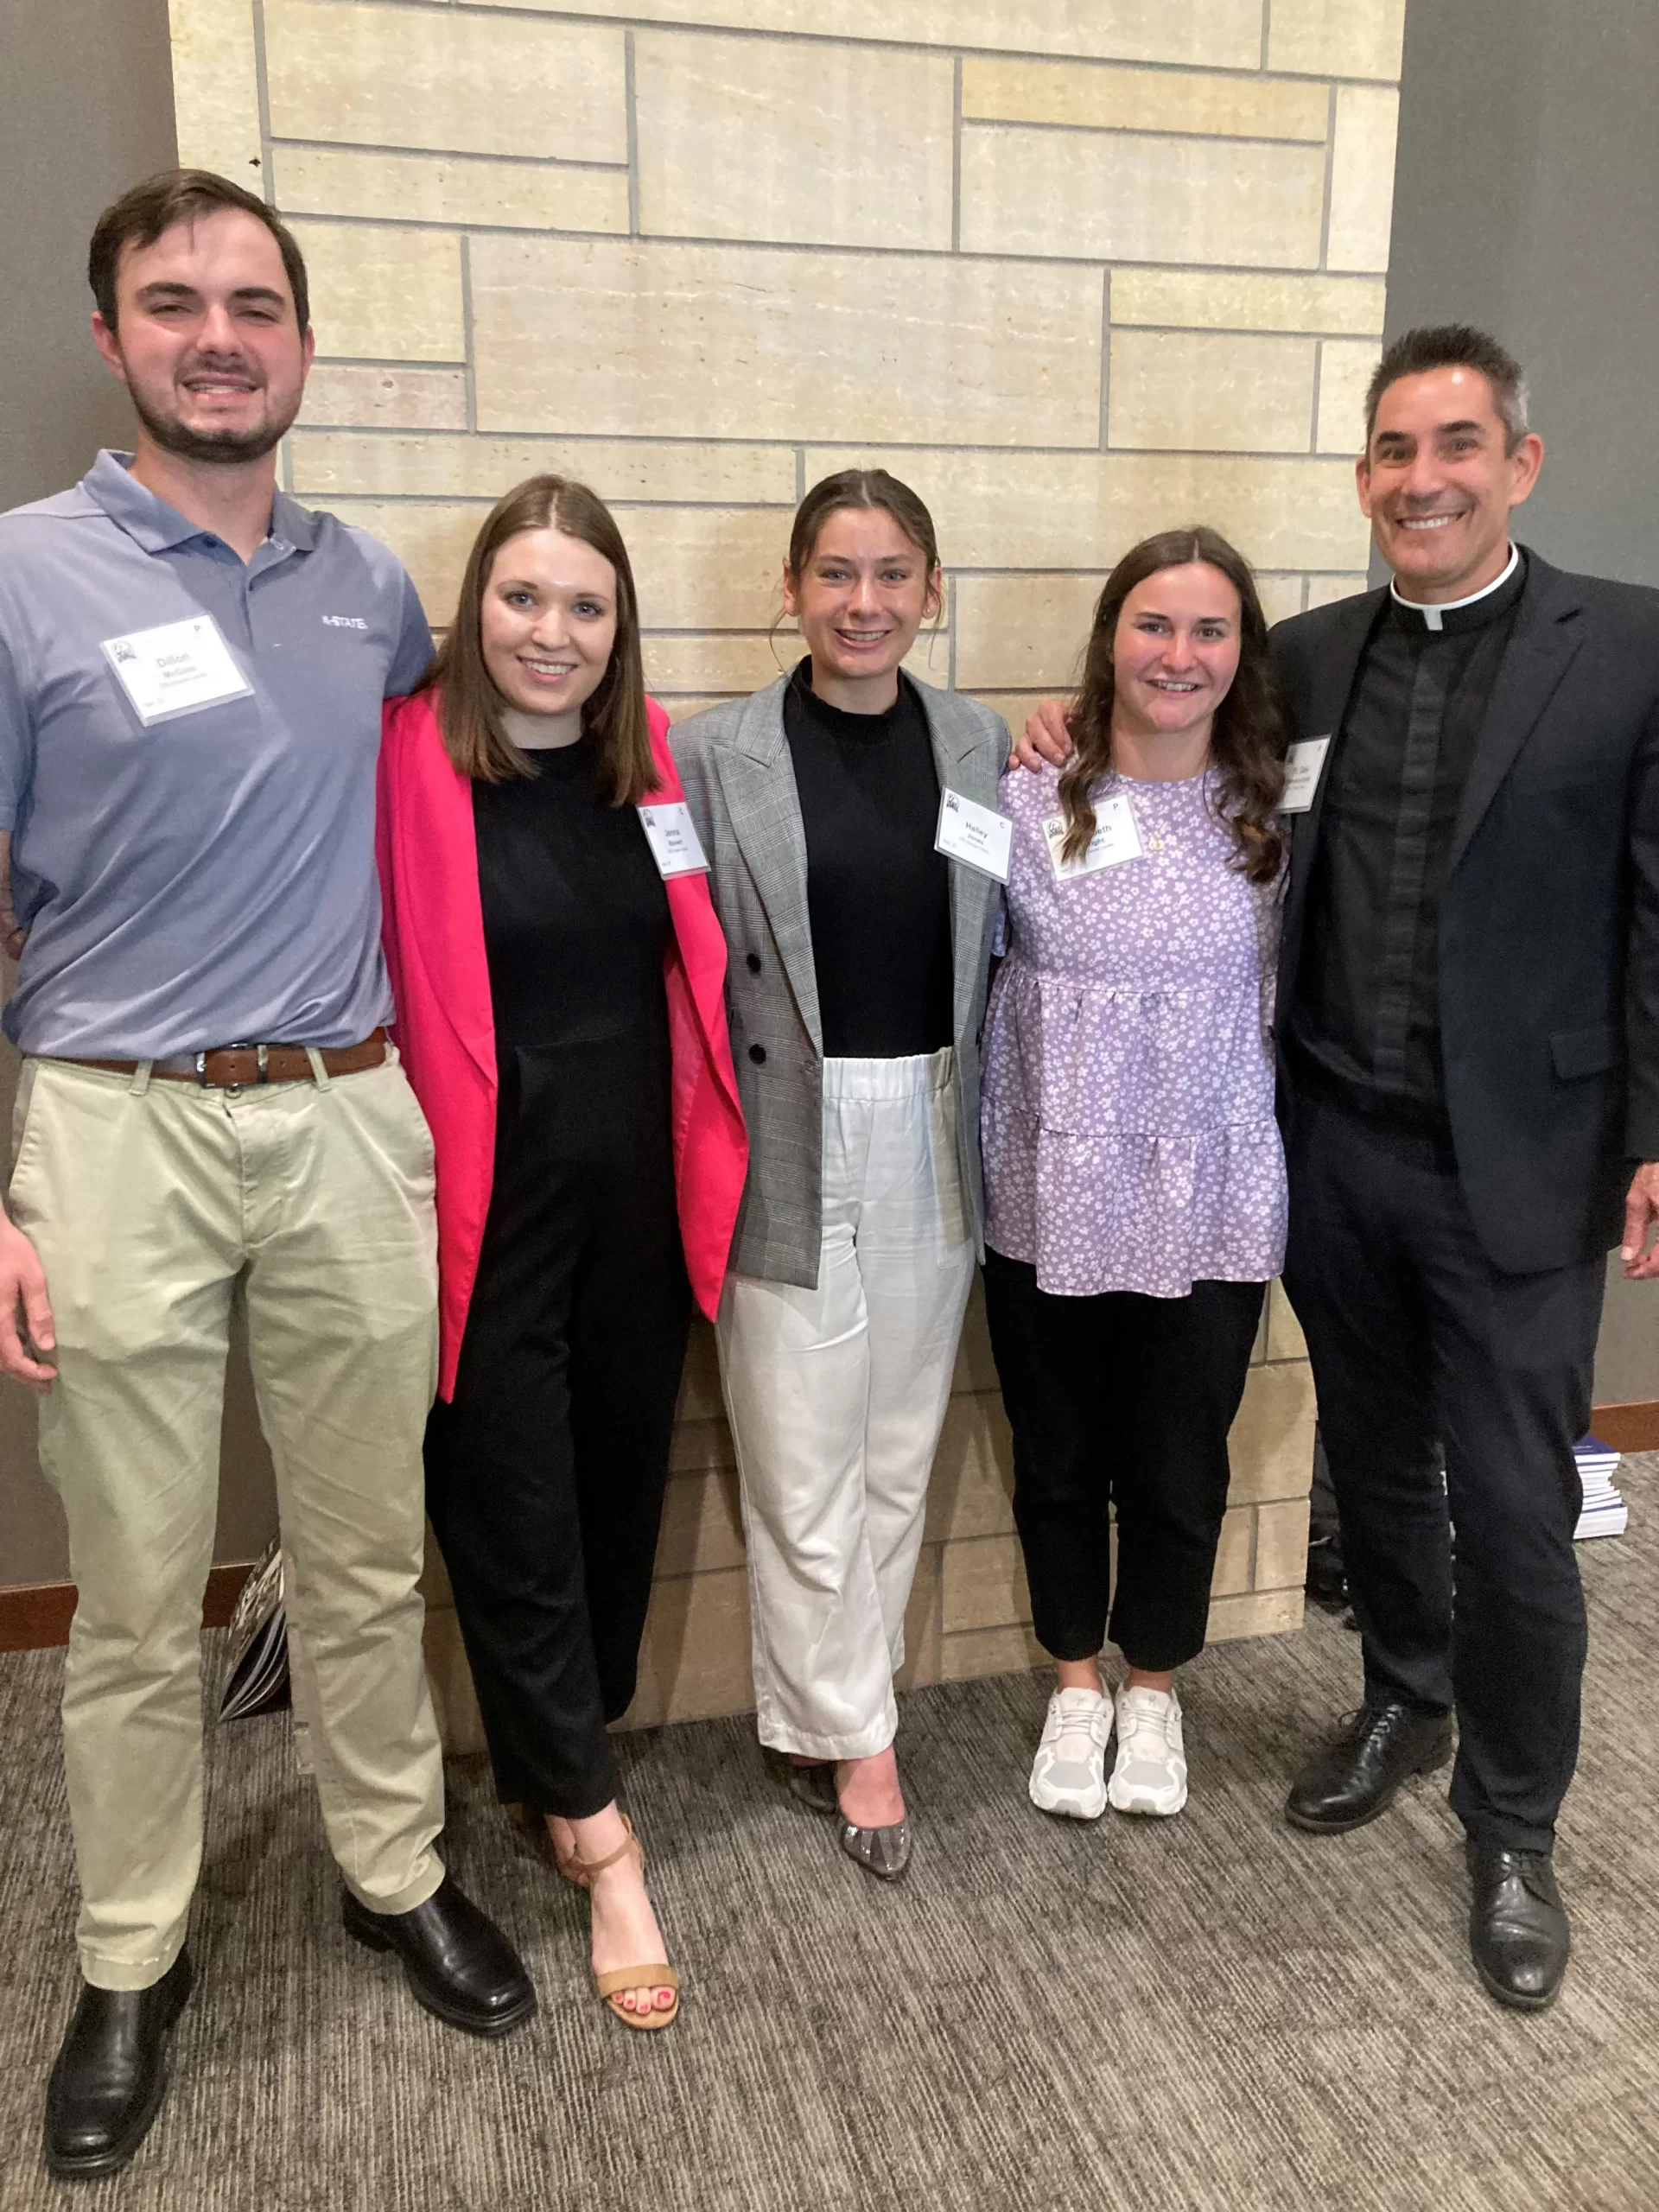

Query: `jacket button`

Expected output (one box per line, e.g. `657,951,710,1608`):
747,952,762,973
748,1044,767,1065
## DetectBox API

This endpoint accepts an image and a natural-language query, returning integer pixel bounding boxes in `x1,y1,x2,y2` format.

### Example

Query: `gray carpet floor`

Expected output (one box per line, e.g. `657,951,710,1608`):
2,1459,1656,2212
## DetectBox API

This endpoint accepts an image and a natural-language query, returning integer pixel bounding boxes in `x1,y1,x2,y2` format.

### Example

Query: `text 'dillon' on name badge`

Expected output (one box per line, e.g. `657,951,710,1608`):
100,615,253,726
935,789,1012,882
1279,735,1332,815
636,800,711,878
1041,794,1143,882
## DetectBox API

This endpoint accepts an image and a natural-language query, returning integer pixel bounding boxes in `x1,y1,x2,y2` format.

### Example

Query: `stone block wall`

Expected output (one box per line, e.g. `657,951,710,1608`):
167,0,1399,1729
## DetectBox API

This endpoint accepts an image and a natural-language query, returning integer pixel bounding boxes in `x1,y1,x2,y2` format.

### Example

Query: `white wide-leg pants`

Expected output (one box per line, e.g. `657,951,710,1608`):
717,1048,976,1759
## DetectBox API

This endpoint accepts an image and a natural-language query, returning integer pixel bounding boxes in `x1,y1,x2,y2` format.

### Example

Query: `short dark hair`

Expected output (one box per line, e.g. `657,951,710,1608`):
89,168,310,333
1364,324,1529,452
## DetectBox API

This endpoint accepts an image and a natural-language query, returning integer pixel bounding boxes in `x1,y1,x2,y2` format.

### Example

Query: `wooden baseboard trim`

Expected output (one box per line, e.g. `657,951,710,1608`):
0,1561,258,1655
1589,1401,1659,1453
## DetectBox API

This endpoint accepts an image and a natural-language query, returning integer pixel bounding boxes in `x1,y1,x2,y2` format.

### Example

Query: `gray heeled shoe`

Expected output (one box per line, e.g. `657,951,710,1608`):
837,1815,912,1883
764,1749,841,1816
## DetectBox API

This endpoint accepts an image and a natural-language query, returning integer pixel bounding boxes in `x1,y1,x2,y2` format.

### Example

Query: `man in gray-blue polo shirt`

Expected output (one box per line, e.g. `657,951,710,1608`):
0,170,533,2183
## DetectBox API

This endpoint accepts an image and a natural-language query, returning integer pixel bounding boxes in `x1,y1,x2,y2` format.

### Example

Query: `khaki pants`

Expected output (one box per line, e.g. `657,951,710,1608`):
8,1055,446,1990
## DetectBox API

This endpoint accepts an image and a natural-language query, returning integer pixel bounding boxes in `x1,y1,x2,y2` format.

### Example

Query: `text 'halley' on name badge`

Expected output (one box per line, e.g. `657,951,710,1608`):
1041,792,1143,881
1279,736,1332,814
636,799,710,878
100,615,254,726
934,789,1013,882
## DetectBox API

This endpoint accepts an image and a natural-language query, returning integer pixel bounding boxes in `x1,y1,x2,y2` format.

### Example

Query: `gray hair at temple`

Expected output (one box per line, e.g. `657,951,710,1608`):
1363,324,1530,454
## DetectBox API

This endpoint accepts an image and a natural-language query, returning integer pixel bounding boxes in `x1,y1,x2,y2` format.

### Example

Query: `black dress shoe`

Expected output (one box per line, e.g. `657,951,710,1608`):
1466,1841,1570,2012
343,1876,536,2037
1304,1532,1349,1611
1285,1699,1453,1834
43,1948,194,2180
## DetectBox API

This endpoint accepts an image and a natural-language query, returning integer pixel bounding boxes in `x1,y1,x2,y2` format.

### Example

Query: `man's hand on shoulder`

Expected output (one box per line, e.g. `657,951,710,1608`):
0,1209,54,1388
1012,699,1077,774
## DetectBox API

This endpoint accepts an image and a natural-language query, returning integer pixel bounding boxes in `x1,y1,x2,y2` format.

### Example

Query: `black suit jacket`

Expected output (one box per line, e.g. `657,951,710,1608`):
1271,549,1659,1274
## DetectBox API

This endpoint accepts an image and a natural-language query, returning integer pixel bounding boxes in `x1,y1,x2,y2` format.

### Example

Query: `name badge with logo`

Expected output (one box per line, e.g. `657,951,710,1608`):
1279,736,1332,815
934,789,1013,883
100,615,253,726
637,800,710,878
1041,795,1143,881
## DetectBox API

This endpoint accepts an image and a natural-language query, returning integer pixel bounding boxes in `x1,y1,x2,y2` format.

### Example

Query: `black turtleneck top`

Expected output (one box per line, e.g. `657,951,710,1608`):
781,658,953,1059
1289,550,1529,1126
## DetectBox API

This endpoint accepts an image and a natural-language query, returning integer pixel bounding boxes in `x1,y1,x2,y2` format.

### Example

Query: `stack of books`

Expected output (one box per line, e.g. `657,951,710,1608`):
1573,1436,1629,1541
218,1538,291,1721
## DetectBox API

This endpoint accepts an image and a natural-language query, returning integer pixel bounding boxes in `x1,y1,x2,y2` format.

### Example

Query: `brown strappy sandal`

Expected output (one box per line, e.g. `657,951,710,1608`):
558,1815,680,2032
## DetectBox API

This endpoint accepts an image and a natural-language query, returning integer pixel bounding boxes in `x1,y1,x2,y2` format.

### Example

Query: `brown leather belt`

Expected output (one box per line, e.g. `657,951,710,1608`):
71,1027,390,1089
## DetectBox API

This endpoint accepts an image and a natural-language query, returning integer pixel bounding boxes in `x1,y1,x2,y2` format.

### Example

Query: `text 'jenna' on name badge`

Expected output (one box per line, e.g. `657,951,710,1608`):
636,800,710,878
1041,794,1143,881
1279,736,1332,814
100,615,253,726
934,789,1012,882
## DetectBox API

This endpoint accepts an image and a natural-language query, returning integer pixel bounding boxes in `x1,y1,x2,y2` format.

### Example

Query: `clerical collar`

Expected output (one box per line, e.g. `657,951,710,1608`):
1389,543,1523,634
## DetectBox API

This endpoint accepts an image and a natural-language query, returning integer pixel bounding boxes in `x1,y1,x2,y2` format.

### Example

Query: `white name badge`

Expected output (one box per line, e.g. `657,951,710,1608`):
1041,795,1143,881
1279,735,1332,815
934,788,1013,882
636,800,710,878
100,615,253,726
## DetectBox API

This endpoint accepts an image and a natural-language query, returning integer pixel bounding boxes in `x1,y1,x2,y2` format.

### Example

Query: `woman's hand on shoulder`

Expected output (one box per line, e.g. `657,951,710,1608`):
1011,699,1077,774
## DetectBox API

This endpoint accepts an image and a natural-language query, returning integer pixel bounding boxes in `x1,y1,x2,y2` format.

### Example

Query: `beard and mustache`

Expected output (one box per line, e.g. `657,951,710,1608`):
127,359,299,467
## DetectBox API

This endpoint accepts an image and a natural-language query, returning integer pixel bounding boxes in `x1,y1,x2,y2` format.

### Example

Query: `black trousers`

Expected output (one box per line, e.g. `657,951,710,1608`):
1282,1098,1604,1852
982,1248,1264,1673
424,1043,692,1821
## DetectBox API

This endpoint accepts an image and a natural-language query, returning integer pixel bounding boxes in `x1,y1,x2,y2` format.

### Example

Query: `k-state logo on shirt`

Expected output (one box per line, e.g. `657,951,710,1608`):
321,614,370,630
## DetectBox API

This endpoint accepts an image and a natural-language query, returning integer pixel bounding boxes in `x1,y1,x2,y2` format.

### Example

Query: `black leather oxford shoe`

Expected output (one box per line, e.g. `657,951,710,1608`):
1467,1840,1570,2012
43,1948,194,2180
1285,1699,1454,1834
343,1875,536,2036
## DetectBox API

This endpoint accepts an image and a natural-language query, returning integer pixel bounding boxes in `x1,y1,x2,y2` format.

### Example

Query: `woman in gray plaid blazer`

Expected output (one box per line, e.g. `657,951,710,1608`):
675,471,1007,1882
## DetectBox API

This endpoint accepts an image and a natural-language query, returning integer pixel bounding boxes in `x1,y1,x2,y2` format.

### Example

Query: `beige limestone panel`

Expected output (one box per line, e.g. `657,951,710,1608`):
327,501,476,625
962,56,1328,141
458,0,1264,71
1250,1300,1270,1365
969,695,1047,738
950,1282,1001,1396
939,1623,1046,1682
665,699,729,721
470,236,1104,449
636,32,953,251
1111,269,1386,338
424,1606,486,1756
642,637,789,696
297,367,468,433
1206,1586,1304,1643
1318,339,1382,454
961,127,1326,270
655,1468,747,1579
168,0,263,182
1267,1281,1309,1364
668,1414,735,1477
1256,575,1307,626
955,575,1102,694
625,509,791,632
1306,573,1370,610
1255,1498,1314,1592
1268,0,1407,82
626,1566,754,1727
287,432,795,505
264,0,627,164
1326,86,1401,275
1109,330,1317,454
1226,1361,1318,1505
942,1534,1032,1635
675,1321,725,1422
894,1545,943,1693
272,145,628,237
817,448,1372,578
1211,1506,1255,1599
287,224,464,364
925,1395,1016,1543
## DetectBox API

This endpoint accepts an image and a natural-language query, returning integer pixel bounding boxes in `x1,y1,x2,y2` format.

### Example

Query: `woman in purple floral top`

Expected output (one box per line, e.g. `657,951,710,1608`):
979,526,1287,1825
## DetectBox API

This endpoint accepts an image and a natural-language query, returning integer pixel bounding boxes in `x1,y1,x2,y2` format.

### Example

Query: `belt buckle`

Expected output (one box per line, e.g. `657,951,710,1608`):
205,1041,268,1095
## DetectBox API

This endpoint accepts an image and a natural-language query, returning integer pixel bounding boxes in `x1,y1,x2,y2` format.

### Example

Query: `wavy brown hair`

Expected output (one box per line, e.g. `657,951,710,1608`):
1059,526,1287,882
418,474,657,803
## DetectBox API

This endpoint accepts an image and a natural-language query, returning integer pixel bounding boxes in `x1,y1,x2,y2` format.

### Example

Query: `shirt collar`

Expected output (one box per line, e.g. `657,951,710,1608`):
79,448,315,558
1389,543,1521,632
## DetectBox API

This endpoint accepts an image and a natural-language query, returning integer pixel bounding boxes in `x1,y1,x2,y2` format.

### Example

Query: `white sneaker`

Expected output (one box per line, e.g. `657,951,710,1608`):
1107,1684,1187,1815
1028,1687,1113,1820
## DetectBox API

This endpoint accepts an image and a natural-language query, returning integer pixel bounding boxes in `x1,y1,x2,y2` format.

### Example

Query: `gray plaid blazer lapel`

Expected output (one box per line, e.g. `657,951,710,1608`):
713,677,823,1054
918,679,1007,1047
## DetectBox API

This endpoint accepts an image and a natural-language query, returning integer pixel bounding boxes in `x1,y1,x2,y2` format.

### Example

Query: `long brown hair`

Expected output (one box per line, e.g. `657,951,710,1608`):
1059,526,1287,882
773,468,945,659
420,475,657,803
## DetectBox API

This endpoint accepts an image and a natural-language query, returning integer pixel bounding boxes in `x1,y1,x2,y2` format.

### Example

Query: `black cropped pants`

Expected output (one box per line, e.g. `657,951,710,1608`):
982,1248,1263,1674
424,1043,691,1821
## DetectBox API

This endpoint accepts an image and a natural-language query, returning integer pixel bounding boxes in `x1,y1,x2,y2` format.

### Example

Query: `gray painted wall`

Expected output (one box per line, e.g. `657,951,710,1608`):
1387,0,1659,1402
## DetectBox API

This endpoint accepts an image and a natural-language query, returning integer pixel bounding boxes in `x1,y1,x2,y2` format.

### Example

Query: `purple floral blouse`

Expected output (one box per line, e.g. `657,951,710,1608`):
980,760,1287,1298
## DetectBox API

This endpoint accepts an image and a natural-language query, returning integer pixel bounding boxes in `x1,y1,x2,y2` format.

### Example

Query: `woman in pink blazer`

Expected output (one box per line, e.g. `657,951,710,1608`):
378,475,746,2033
